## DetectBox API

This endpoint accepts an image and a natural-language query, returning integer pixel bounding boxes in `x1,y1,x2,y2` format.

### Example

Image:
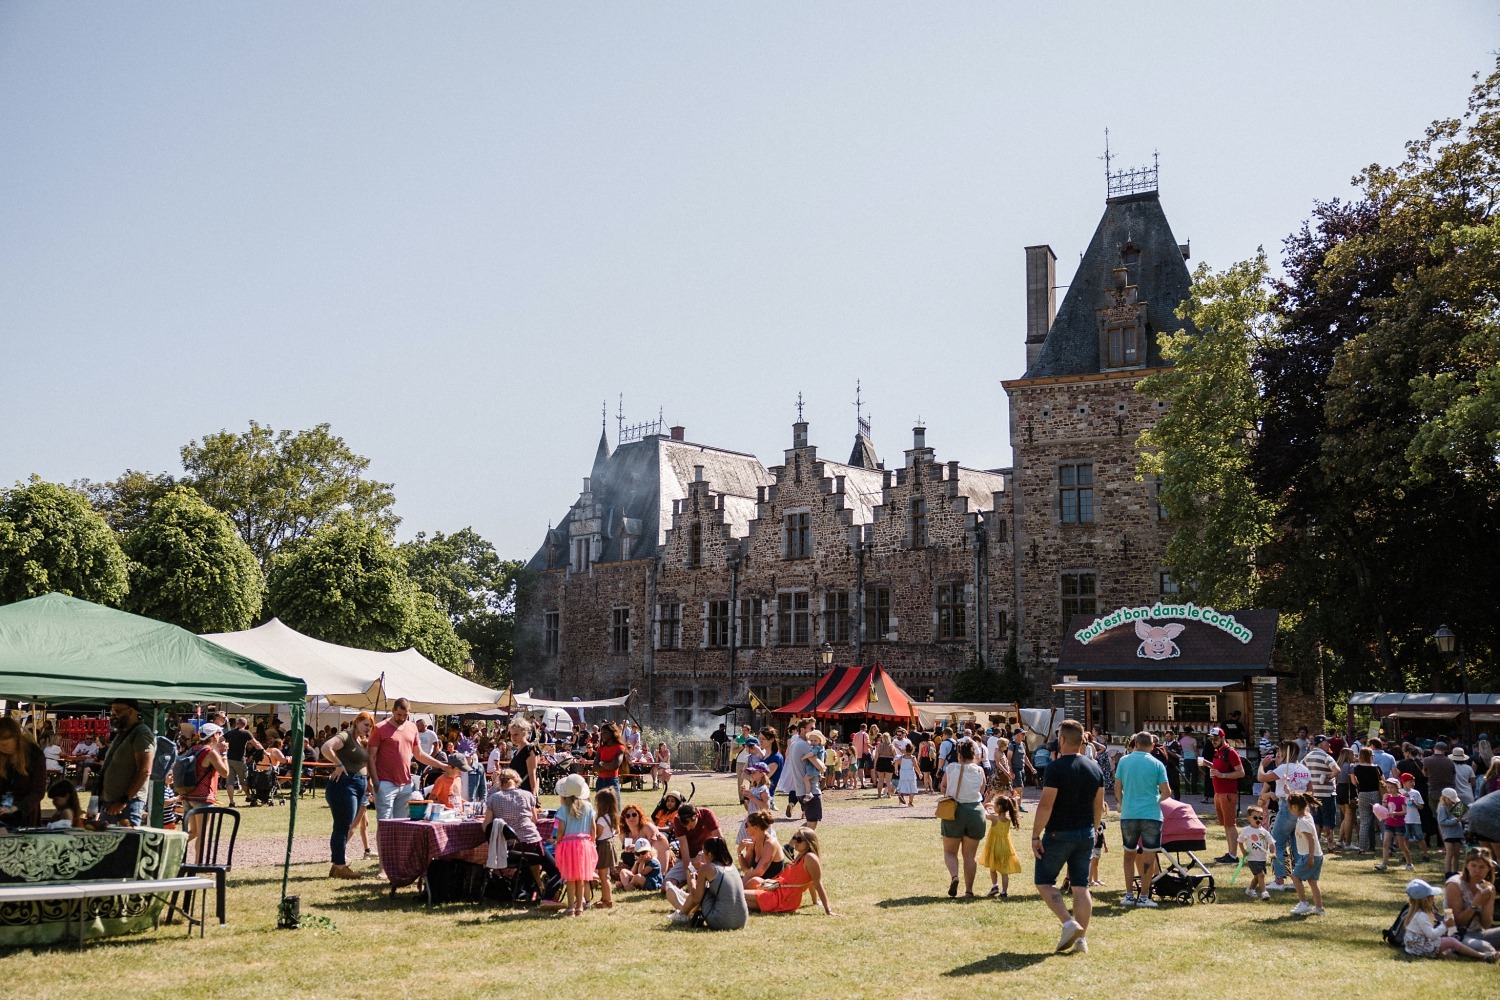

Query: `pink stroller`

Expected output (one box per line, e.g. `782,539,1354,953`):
1145,798,1217,904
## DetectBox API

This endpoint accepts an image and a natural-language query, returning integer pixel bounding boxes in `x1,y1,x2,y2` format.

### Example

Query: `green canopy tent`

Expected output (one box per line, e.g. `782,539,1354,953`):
0,593,309,918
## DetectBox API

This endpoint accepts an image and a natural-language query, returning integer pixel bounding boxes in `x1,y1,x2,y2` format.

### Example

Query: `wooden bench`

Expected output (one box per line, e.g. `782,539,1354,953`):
0,876,216,947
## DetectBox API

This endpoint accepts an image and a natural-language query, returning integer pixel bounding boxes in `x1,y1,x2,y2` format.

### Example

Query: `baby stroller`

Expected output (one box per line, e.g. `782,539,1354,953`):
1145,798,1216,904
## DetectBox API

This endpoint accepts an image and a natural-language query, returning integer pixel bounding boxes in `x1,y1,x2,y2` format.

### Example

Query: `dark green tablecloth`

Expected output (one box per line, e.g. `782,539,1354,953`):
0,826,187,947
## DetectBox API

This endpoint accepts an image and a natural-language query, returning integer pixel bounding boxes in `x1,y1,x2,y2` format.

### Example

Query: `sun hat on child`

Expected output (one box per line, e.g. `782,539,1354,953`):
556,773,590,799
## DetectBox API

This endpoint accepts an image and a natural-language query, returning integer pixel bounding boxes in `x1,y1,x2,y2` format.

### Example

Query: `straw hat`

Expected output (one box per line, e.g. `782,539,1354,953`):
556,773,590,799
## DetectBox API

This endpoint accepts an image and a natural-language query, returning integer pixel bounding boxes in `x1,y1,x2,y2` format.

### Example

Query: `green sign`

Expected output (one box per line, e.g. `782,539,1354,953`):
1073,602,1254,646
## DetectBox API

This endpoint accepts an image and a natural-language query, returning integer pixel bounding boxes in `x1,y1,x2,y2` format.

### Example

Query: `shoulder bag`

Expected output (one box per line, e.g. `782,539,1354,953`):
935,764,967,821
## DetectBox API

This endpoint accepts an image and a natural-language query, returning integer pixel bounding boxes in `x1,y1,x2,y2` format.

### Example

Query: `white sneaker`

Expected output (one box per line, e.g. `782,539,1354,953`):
1135,895,1159,908
1268,881,1294,891
1245,888,1257,898
1056,919,1084,952
1311,906,1325,916
1403,864,1414,871
1289,901,1313,916
1119,893,1138,906
668,911,690,924
1260,890,1270,900
1071,937,1089,954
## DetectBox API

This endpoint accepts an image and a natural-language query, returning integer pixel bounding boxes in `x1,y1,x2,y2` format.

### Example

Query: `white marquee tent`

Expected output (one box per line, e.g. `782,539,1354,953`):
201,618,509,714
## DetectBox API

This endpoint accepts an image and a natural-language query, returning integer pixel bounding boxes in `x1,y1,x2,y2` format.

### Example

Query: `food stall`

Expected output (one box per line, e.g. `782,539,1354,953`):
1053,605,1288,744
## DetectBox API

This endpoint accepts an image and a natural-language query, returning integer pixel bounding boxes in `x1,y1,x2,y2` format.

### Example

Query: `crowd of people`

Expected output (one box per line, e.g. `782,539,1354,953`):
9,698,1500,960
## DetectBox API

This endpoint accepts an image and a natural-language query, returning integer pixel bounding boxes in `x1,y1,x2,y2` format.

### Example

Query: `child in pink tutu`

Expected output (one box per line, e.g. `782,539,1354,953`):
552,774,598,916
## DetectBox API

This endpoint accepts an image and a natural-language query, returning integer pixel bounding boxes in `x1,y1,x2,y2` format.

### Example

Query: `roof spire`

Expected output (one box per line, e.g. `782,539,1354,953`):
796,391,805,422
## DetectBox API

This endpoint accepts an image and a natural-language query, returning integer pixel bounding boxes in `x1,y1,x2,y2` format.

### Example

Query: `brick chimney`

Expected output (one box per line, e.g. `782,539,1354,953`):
670,425,685,441
1025,244,1057,370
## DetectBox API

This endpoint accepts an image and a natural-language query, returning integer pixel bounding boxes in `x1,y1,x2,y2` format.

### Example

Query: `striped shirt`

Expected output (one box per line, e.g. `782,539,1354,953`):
1303,748,1337,797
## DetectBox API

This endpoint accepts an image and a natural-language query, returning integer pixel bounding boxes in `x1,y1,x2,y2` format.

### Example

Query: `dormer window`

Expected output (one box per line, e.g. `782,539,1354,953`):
1106,322,1141,368
1120,242,1141,283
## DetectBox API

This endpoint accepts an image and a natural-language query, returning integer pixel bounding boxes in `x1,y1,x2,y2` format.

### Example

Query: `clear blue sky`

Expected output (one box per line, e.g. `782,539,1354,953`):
3,4,1495,560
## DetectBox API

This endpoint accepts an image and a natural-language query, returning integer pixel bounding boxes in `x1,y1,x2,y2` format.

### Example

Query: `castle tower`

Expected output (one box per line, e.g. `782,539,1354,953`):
1003,164,1192,694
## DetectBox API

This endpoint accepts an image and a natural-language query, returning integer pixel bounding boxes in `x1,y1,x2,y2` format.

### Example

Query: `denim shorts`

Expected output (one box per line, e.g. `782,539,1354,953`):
1034,827,1095,887
1292,854,1323,881
1119,818,1163,852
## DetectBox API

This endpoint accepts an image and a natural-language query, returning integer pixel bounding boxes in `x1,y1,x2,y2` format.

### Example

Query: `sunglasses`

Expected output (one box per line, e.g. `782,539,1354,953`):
790,834,806,844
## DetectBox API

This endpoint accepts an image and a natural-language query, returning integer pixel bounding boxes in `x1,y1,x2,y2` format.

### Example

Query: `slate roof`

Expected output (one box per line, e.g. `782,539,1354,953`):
847,431,880,470
1023,191,1196,379
528,436,773,571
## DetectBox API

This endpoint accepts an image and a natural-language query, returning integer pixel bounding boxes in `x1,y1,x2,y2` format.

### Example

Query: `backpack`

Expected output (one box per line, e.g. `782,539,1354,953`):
171,745,206,793
1382,904,1411,949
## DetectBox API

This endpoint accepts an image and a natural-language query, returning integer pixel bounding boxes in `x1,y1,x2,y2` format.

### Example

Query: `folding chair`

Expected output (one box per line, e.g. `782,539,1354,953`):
167,806,240,932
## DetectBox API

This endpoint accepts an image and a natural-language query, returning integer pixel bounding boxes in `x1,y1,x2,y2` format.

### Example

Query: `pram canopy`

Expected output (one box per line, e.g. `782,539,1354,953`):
1160,797,1208,850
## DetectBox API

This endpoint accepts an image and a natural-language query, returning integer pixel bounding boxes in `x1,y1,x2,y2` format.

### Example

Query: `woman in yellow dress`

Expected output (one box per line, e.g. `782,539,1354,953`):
980,790,1023,898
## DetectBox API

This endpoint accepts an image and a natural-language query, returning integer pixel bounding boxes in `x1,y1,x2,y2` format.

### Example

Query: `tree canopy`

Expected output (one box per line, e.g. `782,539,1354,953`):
0,478,129,606
1138,252,1280,610
266,513,469,670
122,486,264,633
1147,59,1500,696
400,528,529,684
182,421,398,568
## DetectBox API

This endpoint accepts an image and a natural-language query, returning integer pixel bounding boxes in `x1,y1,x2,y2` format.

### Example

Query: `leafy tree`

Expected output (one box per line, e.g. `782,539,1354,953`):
1137,252,1280,610
1252,60,1500,693
0,478,129,606
121,486,264,633
400,528,527,683
182,422,398,568
72,470,179,535
266,514,468,670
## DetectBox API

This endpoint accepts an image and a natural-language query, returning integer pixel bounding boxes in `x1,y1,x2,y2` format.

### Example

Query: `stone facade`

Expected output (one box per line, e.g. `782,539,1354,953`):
518,422,1011,731
516,182,1325,734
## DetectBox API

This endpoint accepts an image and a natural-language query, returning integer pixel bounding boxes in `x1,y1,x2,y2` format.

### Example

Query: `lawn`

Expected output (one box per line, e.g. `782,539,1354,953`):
2,775,1492,998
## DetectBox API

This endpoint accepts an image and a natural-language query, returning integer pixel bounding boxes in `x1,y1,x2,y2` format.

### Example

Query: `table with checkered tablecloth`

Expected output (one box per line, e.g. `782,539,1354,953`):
376,819,489,890
376,816,563,891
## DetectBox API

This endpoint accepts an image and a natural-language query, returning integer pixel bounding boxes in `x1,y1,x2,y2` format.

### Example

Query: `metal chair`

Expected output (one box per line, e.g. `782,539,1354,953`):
167,806,240,932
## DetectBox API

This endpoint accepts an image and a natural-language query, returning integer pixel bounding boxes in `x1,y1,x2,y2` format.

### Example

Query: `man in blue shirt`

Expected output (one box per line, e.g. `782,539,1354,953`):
1371,738,1397,780
1113,731,1171,907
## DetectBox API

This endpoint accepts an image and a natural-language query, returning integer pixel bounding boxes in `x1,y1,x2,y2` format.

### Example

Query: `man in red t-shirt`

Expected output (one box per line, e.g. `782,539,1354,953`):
663,803,720,890
1199,727,1245,862
366,697,450,821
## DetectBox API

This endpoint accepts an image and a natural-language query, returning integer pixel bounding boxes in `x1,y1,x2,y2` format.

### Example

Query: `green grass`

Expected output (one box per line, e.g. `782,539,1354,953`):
2,776,1492,998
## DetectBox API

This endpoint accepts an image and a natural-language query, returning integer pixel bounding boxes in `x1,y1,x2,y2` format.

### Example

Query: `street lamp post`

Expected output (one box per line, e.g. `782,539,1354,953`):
814,641,834,724
1433,625,1474,749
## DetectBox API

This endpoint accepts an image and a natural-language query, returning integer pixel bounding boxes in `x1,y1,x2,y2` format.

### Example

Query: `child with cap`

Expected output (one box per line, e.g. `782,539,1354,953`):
1398,772,1426,865
429,754,470,811
1400,878,1497,960
616,838,663,891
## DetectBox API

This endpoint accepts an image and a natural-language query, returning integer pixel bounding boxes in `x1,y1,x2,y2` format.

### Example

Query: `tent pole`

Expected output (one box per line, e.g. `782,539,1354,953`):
149,703,165,828
280,699,306,915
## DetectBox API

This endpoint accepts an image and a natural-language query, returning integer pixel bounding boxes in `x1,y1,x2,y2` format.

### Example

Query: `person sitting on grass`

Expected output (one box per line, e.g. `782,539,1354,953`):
617,837,664,892
1402,878,1497,961
621,803,670,872
745,827,837,916
664,837,748,929
737,810,785,885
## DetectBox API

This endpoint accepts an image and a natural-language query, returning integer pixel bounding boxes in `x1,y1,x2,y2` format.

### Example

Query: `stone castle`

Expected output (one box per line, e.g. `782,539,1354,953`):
515,177,1209,731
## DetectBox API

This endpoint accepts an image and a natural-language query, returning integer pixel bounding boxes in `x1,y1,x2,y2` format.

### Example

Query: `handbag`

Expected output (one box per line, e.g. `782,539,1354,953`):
935,764,967,821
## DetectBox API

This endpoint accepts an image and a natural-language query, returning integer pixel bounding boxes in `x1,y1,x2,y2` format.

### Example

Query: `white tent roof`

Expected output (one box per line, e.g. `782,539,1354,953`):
201,618,507,714
915,702,1020,728
514,693,631,711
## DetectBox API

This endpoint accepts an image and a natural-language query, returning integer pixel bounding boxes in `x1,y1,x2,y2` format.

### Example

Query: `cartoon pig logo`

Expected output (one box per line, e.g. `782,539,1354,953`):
1135,619,1184,660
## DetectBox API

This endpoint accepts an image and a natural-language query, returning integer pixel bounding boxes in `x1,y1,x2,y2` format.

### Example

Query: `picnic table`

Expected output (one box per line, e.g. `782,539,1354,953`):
0,825,188,947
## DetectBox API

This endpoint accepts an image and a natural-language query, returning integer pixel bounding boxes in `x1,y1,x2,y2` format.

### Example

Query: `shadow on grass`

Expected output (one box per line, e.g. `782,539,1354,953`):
876,895,958,908
943,951,1051,976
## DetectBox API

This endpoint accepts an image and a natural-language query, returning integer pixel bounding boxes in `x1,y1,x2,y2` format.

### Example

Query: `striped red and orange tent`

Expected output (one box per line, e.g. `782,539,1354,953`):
771,663,918,721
